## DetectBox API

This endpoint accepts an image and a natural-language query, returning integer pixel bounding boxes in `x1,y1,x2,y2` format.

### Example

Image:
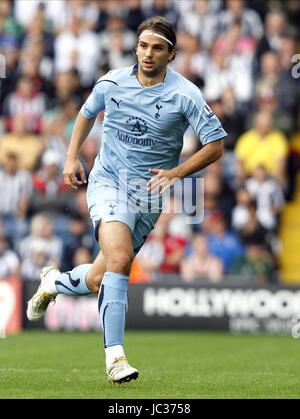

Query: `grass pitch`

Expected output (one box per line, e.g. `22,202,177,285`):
0,331,299,399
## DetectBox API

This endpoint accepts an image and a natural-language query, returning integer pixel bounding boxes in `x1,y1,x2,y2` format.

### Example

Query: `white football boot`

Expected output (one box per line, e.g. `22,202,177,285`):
106,356,139,384
27,266,59,321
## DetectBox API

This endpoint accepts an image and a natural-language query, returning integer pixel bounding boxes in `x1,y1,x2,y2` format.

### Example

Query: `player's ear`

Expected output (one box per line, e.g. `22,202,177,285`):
168,49,176,63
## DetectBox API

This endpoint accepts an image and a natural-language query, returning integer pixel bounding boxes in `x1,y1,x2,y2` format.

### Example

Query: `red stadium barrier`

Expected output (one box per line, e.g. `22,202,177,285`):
0,277,22,337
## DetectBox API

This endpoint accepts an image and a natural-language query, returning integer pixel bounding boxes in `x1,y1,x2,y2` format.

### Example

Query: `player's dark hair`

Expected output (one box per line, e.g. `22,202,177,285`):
137,16,177,53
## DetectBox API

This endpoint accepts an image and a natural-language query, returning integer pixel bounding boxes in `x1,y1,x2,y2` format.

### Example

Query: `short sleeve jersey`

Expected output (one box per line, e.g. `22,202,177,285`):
81,64,227,186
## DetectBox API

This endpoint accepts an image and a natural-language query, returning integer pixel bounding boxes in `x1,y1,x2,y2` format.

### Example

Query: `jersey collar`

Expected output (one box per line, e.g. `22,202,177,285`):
130,64,169,88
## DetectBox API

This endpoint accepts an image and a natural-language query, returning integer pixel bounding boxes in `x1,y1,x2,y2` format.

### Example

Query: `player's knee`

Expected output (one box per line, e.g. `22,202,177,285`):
106,252,134,276
86,273,103,294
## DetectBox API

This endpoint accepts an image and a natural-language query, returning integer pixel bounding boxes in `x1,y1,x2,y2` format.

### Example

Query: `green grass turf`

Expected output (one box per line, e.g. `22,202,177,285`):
0,330,300,399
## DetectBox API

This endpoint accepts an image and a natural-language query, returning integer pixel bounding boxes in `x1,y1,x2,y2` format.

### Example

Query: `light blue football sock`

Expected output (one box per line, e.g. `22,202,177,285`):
55,264,92,295
98,272,129,348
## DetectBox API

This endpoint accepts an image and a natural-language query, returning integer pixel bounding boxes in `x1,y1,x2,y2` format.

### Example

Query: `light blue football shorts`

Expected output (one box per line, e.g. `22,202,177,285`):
87,176,161,254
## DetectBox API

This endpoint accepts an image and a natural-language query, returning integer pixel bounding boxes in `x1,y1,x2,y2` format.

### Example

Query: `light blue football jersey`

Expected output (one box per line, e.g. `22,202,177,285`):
81,64,227,192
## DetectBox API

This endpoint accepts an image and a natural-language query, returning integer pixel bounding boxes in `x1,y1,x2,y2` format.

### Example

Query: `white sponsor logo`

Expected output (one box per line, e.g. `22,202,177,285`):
143,288,300,319
291,313,300,338
291,54,300,79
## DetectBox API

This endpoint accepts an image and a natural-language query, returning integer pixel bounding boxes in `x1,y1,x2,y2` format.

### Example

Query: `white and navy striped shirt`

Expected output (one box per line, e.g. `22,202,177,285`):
0,168,32,216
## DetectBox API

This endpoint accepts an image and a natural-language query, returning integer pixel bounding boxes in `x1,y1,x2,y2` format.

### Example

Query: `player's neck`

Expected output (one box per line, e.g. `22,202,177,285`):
136,68,167,87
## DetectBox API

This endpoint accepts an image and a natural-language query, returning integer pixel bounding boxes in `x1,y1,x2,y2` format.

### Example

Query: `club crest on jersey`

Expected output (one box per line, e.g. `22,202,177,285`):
109,203,116,215
204,104,215,119
155,103,162,119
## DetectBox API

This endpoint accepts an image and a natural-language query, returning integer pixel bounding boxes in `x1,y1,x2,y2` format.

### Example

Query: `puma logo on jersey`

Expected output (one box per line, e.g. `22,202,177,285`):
111,98,122,108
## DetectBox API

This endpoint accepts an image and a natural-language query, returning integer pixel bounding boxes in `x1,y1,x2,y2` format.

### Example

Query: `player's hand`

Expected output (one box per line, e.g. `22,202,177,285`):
63,157,87,190
147,168,179,195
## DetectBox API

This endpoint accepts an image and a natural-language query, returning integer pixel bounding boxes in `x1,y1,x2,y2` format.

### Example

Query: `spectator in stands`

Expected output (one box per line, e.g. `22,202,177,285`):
59,0,100,32
287,115,300,200
284,0,300,33
204,33,254,105
130,227,165,283
0,0,23,49
178,0,219,49
217,0,264,40
94,0,109,33
202,164,235,227
56,96,82,141
69,187,90,223
131,195,193,282
19,213,62,280
146,0,180,30
13,0,66,30
53,70,84,107
2,75,48,134
41,117,68,166
180,233,223,282
19,53,54,101
254,48,299,136
212,89,246,152
214,17,257,57
171,31,207,87
158,211,191,275
54,13,99,86
42,86,83,154
0,227,20,278
0,0,22,91
232,186,252,231
237,199,269,249
231,243,275,284
256,10,287,60
61,212,95,272
0,153,32,242
210,88,246,188
136,197,192,276
277,36,300,134
245,165,285,231
98,12,136,71
204,211,245,273
20,239,54,281
30,150,71,217
0,43,19,117
20,6,55,64
235,110,288,186
126,0,146,32
0,114,44,172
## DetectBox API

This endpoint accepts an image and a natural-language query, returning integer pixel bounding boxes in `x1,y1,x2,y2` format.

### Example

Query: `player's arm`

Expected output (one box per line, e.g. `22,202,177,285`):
147,140,223,193
148,88,227,194
63,113,96,189
63,79,106,190
177,139,223,177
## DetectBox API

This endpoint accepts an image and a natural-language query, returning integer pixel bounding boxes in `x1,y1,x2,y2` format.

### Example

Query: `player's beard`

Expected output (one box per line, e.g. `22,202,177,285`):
140,63,166,78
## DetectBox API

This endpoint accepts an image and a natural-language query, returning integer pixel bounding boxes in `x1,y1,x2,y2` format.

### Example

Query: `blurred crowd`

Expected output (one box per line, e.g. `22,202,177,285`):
0,0,300,285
